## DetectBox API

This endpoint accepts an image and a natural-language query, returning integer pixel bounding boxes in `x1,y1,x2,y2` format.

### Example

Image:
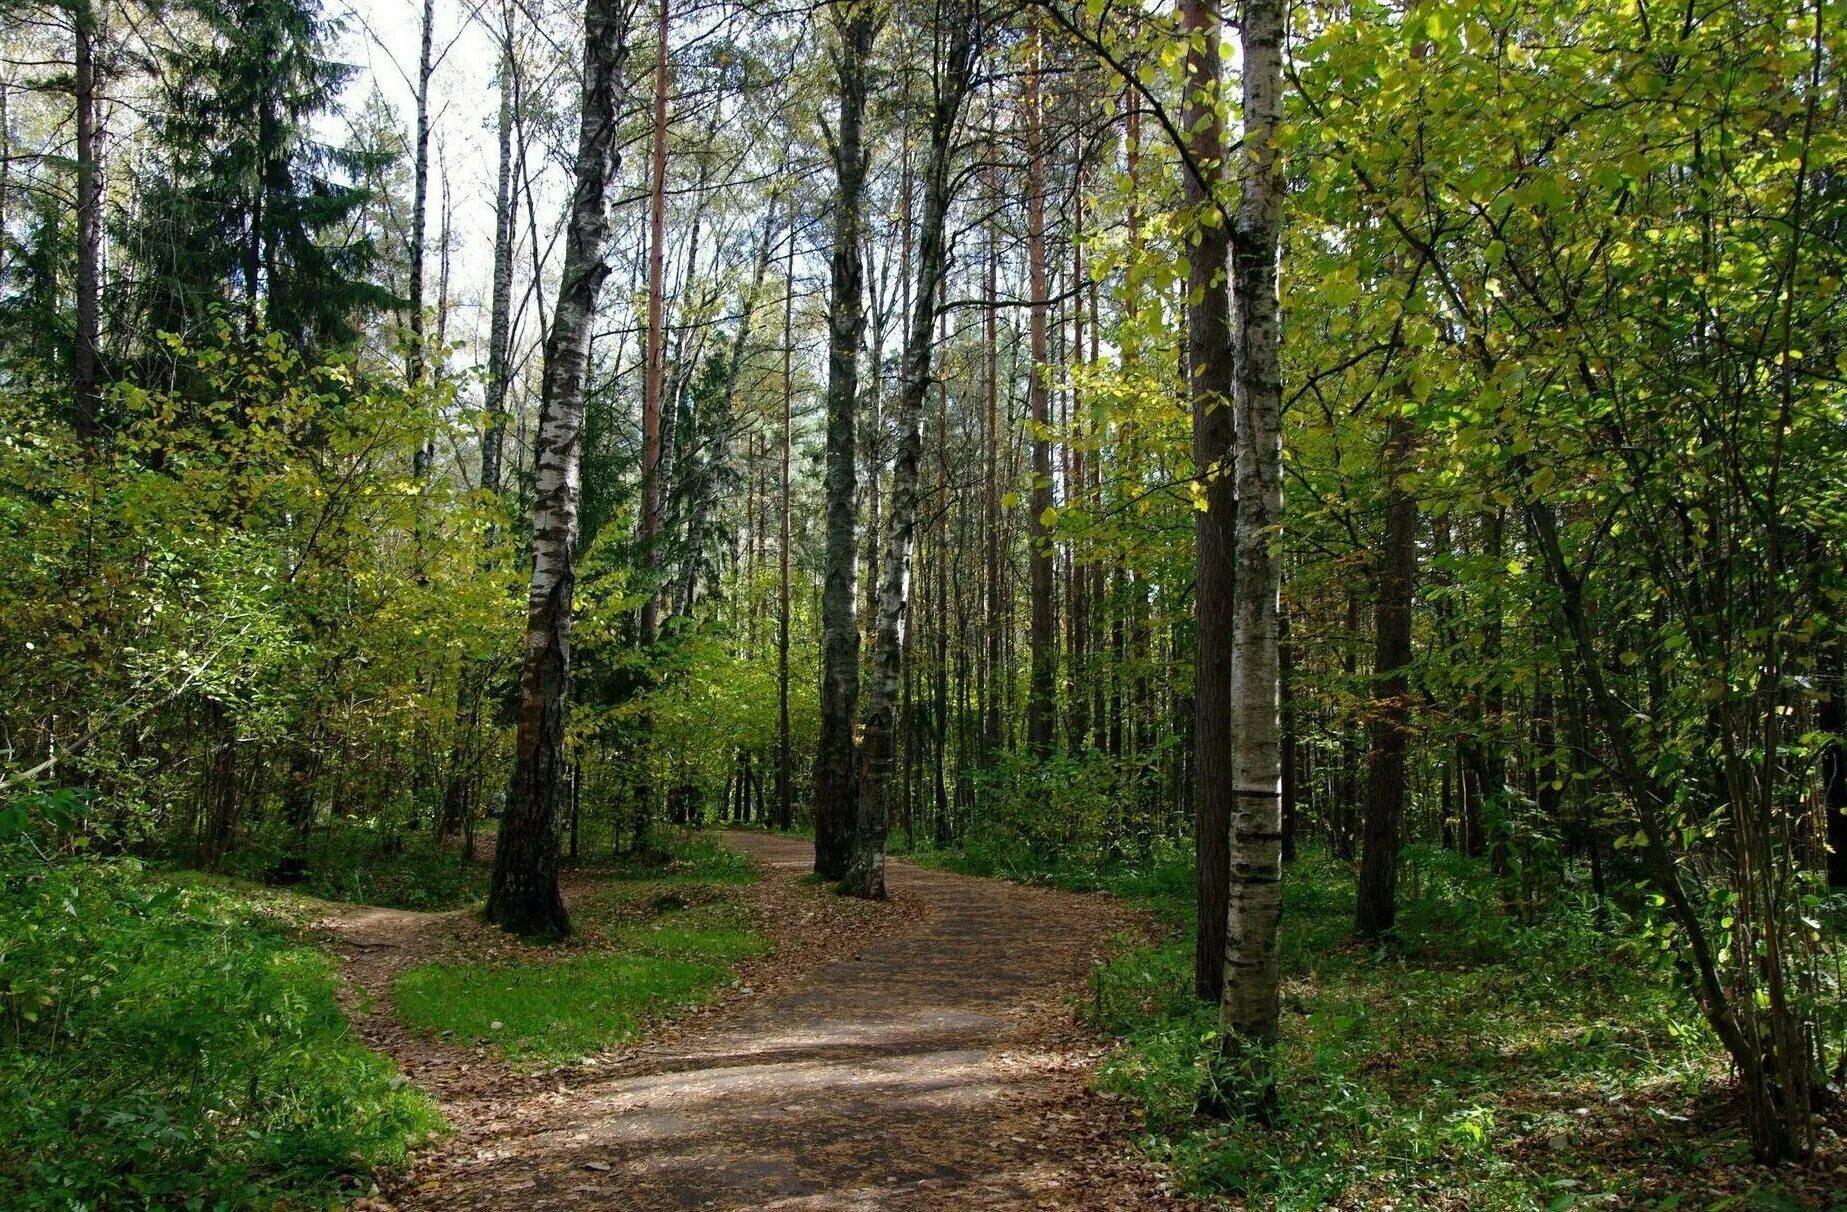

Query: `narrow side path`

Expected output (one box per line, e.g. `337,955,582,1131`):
370,833,1190,1211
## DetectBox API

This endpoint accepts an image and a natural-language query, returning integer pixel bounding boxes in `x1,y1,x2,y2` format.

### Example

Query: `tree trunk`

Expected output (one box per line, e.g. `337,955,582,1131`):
777,216,796,832
481,31,518,495
639,0,671,646
814,0,877,881
677,198,780,615
1183,0,1236,1005
1023,20,1056,758
73,3,103,443
406,0,435,419
844,5,975,899
1218,0,1287,1103
1355,413,1416,938
486,0,627,938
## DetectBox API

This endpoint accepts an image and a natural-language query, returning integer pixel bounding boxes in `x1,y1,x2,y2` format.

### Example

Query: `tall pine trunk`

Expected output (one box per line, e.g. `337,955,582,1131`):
480,37,517,495
73,4,103,443
1023,20,1056,758
639,0,671,646
1183,0,1236,1004
485,0,627,937
814,0,877,881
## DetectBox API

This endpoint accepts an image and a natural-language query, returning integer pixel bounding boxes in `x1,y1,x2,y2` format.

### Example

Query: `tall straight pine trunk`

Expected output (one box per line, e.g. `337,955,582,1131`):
73,4,102,443
1219,0,1287,1096
486,0,627,937
845,1,977,899
1023,21,1056,758
639,0,671,646
1182,0,1236,1004
814,0,876,881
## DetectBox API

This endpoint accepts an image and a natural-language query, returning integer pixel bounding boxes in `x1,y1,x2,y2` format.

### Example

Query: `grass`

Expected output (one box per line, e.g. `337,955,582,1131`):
394,827,767,1069
0,848,441,1210
924,830,1842,1211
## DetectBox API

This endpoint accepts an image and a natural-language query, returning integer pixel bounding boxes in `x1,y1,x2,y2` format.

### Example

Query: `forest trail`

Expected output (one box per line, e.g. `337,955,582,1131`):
320,833,1188,1211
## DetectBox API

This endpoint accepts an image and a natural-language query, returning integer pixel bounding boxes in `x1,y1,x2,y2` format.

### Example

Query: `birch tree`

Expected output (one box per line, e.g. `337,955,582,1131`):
1218,0,1287,1101
485,0,629,937
843,0,979,899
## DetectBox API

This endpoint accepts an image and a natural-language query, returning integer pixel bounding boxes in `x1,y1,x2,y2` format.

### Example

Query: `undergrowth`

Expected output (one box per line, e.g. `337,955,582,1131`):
214,820,490,910
926,828,1842,1210
0,848,440,1209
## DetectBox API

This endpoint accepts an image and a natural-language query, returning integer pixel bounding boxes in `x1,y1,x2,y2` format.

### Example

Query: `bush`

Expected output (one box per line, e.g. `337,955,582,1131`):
215,821,489,910
0,849,440,1209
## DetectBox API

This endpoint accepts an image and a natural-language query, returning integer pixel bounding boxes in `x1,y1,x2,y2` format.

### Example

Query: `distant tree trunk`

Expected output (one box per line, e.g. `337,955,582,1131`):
406,0,435,422
1280,605,1297,862
814,0,877,881
1822,633,1847,887
1218,0,1287,1104
480,34,517,495
982,176,1002,760
1355,412,1416,939
777,217,796,832
639,0,671,646
486,0,627,937
845,4,975,899
73,3,103,443
677,198,779,615
1183,0,1236,1004
1023,21,1056,758
1068,187,1090,753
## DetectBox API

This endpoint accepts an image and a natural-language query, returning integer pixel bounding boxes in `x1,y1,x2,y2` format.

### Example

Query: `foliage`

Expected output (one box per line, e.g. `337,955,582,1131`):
214,821,491,910
0,844,441,1209
0,330,521,862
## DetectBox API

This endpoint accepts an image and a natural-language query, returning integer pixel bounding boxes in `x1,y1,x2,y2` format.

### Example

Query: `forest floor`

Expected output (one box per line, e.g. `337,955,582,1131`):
312,832,1195,1211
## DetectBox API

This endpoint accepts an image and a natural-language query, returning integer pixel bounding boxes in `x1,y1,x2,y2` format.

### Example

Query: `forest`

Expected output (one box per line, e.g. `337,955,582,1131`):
0,0,1843,1207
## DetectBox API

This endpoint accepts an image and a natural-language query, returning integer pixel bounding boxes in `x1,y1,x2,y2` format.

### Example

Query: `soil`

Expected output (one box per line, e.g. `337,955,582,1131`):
312,832,1198,1211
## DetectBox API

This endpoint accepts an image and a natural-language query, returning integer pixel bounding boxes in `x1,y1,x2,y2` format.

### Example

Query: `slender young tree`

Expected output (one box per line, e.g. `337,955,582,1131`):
845,0,979,899
776,213,796,831
485,0,628,937
1354,412,1416,937
479,21,517,496
640,0,671,645
405,0,434,408
1023,17,1056,757
678,194,781,615
814,0,878,880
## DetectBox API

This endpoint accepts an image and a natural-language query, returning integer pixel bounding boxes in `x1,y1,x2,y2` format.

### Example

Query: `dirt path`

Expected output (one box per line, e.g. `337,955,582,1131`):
323,834,1191,1211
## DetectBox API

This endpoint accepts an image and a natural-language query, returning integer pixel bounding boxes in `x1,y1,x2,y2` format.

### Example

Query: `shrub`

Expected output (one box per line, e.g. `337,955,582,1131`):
0,848,440,1209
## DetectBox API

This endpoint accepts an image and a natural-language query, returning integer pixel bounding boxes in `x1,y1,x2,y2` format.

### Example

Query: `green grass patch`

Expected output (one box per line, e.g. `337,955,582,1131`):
609,826,760,886
0,849,441,1210
395,832,766,1069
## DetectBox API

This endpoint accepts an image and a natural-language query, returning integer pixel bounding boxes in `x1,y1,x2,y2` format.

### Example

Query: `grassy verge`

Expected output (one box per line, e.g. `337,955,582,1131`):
0,850,441,1210
918,832,1838,1210
394,828,767,1069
